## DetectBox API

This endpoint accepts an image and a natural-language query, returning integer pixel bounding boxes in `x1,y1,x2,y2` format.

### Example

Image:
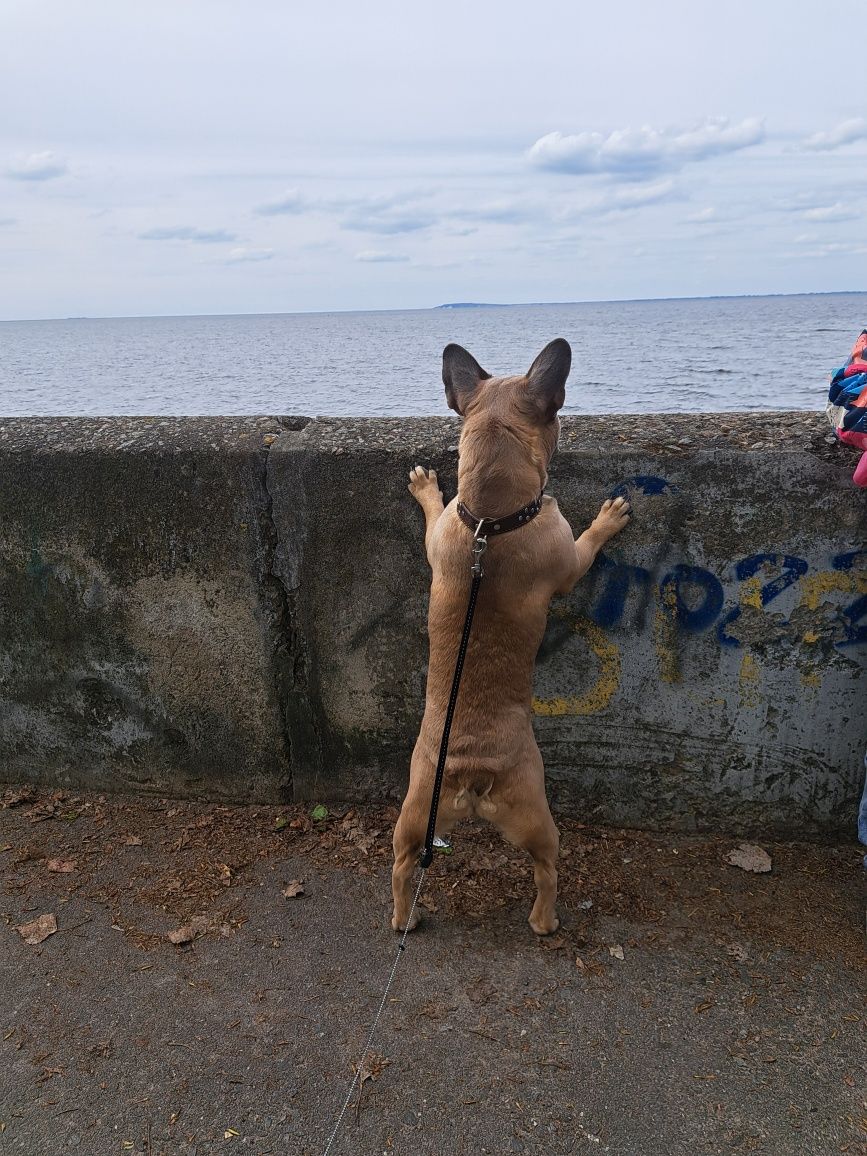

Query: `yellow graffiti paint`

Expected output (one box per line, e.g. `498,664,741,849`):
802,630,820,644
800,670,821,689
533,616,621,717
740,576,763,611
652,603,681,685
799,569,866,611
738,653,761,708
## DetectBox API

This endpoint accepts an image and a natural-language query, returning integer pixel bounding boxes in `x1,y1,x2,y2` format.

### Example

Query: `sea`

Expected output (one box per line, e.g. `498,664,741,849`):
1,292,864,417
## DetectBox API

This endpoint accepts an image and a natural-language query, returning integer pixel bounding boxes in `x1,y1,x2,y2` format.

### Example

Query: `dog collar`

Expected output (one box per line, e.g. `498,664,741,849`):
456,490,545,536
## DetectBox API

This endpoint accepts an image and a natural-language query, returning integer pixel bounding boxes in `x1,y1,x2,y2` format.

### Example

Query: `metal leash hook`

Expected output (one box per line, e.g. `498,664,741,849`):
472,518,488,577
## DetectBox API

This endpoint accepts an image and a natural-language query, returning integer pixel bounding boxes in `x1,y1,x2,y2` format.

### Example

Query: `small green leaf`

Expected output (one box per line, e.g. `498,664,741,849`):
274,816,289,831
310,804,328,822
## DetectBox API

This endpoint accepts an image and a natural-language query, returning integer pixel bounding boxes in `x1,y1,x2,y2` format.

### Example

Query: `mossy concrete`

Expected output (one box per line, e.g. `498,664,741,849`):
0,414,864,834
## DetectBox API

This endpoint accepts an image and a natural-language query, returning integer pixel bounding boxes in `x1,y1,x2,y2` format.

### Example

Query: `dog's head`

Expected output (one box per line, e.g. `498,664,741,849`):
442,338,571,483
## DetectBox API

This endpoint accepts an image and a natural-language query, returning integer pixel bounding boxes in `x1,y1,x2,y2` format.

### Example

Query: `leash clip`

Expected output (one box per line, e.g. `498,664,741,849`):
472,518,488,576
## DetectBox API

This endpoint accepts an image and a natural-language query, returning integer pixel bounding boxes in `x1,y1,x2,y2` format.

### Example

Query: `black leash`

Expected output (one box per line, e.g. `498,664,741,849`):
320,526,487,1155
420,526,487,866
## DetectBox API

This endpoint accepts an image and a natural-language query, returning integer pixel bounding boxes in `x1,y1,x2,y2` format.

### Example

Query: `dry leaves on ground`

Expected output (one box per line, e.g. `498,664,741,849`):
725,844,772,874
46,859,76,873
166,915,211,945
282,881,305,899
16,914,58,945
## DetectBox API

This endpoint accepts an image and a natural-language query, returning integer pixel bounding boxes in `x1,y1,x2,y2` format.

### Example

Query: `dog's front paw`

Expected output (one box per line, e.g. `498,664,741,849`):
591,495,631,542
408,465,441,505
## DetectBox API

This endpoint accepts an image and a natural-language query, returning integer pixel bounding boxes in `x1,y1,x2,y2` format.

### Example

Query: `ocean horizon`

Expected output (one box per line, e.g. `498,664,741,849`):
2,290,864,417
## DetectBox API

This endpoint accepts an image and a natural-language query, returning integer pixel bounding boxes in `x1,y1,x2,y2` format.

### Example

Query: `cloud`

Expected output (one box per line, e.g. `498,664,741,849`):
528,117,764,178
138,225,238,243
802,118,867,152
7,151,68,181
782,239,867,260
225,246,274,263
800,201,858,223
354,249,409,263
453,198,537,225
339,193,435,234
607,179,676,209
684,207,717,223
253,187,435,234
253,188,309,216
0,217,16,227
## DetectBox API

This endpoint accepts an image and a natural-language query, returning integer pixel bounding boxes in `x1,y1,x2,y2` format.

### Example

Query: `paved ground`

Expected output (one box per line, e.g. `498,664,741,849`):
1,788,865,1156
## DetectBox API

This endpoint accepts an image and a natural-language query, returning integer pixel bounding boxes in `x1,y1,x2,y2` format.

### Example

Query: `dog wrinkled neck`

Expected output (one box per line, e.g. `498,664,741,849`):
457,413,554,519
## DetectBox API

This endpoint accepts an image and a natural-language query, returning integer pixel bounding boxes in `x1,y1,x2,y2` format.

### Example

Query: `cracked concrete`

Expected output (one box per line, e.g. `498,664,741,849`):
0,415,864,834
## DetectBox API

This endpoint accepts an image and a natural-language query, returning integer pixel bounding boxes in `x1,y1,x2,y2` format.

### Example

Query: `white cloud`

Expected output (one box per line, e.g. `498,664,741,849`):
685,207,716,223
225,246,274,263
253,188,309,216
339,192,435,235
528,117,764,178
138,226,238,243
608,178,676,208
7,151,68,181
0,217,16,227
801,201,858,222
354,249,409,263
802,118,867,152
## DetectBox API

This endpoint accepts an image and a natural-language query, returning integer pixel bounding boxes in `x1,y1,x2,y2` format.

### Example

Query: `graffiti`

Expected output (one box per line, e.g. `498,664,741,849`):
581,542,866,652
532,615,620,717
533,485,866,717
716,554,809,646
611,475,676,499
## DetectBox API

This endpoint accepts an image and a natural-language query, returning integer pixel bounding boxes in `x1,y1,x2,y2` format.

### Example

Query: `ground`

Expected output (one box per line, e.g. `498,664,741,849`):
1,787,864,1156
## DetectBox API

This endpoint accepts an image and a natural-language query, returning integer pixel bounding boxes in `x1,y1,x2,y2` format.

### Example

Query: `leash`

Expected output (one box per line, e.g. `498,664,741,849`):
420,523,487,866
320,487,547,1150
320,521,488,1154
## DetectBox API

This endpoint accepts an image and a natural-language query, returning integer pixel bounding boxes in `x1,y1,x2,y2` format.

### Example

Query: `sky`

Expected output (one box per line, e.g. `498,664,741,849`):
1,0,866,320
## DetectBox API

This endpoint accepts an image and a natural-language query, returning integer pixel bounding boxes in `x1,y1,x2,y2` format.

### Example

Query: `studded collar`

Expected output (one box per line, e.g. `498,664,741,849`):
456,490,545,537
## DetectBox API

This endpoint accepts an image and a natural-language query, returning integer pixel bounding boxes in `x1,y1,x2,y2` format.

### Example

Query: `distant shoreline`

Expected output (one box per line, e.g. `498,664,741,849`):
1,288,864,325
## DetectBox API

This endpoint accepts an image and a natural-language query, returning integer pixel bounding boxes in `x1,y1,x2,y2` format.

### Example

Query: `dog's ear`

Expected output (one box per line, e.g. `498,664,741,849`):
442,343,491,415
526,338,571,420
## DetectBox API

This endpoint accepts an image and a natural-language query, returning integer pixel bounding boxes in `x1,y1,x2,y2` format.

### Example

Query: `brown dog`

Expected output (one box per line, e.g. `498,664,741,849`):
391,339,630,935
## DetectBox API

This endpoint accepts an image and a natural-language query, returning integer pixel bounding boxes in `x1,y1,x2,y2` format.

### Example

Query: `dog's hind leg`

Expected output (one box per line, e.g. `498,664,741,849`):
392,755,466,931
491,781,560,936
391,788,427,932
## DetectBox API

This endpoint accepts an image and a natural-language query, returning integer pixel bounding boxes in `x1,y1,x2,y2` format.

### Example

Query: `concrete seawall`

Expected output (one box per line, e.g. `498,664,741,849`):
1,414,864,836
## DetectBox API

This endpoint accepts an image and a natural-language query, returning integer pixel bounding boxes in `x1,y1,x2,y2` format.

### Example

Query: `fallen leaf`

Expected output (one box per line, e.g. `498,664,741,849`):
46,859,76,873
218,864,232,883
2,787,35,808
224,1128,240,1138
311,804,328,822
123,834,143,847
166,915,210,945
608,944,625,960
726,943,749,962
282,880,304,898
725,844,772,873
274,816,289,831
16,914,58,945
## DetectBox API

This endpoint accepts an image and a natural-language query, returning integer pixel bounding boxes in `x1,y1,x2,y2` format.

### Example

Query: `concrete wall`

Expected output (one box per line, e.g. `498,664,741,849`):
1,415,864,835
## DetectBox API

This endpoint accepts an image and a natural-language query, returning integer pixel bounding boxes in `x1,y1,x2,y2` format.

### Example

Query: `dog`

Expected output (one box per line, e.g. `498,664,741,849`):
391,339,630,935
